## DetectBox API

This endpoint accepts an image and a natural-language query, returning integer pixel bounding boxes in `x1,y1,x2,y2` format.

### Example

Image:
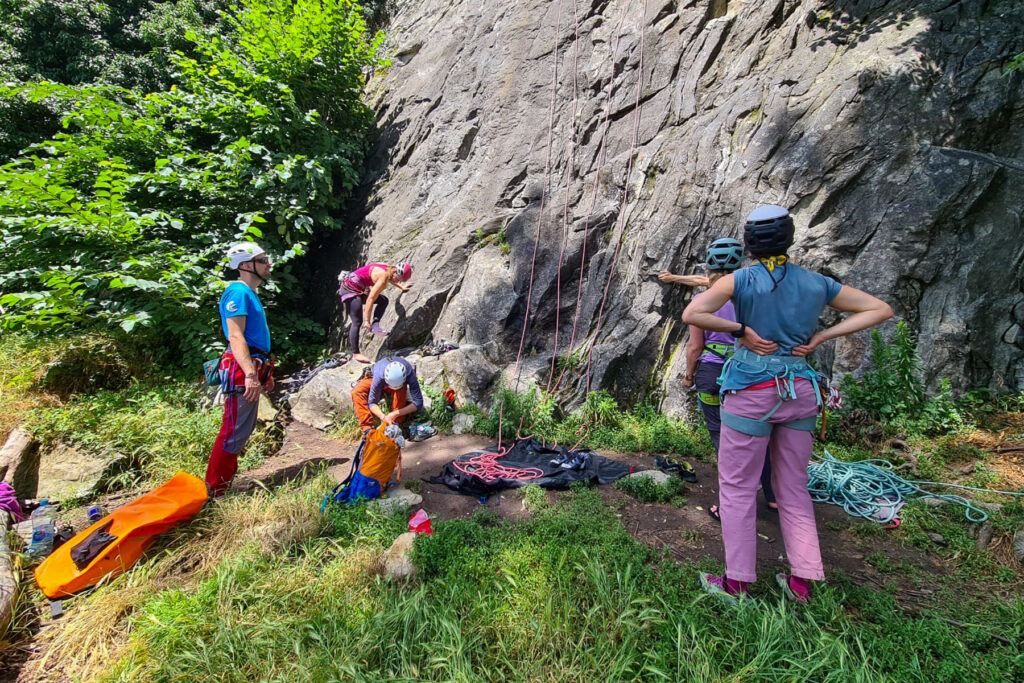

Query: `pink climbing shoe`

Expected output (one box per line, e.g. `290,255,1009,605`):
699,572,748,604
369,322,389,336
775,573,811,604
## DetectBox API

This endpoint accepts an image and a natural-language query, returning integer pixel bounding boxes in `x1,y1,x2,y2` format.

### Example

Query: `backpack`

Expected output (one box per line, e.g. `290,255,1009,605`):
321,424,402,507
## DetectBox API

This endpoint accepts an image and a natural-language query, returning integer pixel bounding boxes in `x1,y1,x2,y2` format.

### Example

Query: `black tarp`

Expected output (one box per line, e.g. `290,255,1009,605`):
430,438,631,498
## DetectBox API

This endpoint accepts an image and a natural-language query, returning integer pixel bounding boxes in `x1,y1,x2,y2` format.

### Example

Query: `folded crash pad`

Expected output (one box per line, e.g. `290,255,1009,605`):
35,471,209,598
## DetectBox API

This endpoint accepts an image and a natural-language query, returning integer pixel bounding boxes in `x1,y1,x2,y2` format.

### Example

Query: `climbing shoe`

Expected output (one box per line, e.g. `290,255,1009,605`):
698,573,746,604
775,573,811,604
369,322,389,336
654,455,697,483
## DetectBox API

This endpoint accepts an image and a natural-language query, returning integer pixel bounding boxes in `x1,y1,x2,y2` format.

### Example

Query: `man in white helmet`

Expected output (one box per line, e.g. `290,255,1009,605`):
351,356,424,433
205,241,275,495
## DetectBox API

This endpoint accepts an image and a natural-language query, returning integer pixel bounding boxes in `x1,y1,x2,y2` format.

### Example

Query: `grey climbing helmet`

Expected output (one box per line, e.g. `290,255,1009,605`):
705,238,744,271
744,205,794,257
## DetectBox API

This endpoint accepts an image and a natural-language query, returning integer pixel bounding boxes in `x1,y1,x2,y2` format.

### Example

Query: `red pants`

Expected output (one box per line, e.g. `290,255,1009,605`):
205,353,271,494
351,376,407,432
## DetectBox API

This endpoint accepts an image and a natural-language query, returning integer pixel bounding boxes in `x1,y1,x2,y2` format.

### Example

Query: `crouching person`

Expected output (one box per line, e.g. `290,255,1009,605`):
205,242,275,496
351,357,424,433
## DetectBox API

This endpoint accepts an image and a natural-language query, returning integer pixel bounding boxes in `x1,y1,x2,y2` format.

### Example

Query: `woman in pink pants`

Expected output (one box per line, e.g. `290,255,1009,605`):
682,205,892,603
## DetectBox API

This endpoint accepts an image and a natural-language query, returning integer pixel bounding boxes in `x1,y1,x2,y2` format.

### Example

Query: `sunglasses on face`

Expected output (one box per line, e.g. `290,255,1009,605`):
254,257,271,264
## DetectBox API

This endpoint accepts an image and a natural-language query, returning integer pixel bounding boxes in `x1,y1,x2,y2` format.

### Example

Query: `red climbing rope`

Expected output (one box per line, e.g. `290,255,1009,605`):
546,0,582,394
501,0,565,451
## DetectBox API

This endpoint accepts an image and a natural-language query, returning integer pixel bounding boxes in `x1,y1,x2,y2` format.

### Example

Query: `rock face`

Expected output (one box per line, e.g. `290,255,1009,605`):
321,0,1024,413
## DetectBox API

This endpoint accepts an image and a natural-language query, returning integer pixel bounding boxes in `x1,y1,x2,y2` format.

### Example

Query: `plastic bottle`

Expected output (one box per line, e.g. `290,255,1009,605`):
28,499,56,559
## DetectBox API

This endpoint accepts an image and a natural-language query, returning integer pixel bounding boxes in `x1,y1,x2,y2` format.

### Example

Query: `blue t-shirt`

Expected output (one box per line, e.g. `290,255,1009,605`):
368,357,424,410
720,263,841,390
219,282,271,353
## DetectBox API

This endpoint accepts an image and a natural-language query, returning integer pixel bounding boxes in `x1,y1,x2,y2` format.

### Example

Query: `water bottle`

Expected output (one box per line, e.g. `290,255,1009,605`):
88,504,107,523
28,499,56,559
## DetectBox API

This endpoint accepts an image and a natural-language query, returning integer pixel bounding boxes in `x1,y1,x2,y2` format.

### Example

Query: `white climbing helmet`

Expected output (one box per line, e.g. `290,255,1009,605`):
383,360,408,390
226,242,265,269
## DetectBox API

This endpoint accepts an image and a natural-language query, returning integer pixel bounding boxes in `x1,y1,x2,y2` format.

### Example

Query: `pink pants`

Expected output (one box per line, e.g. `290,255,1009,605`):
718,383,824,583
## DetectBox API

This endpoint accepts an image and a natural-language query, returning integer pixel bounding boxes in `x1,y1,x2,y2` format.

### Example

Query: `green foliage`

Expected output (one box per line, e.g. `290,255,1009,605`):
840,322,964,435
519,483,549,513
472,385,707,457
0,0,385,365
615,474,687,506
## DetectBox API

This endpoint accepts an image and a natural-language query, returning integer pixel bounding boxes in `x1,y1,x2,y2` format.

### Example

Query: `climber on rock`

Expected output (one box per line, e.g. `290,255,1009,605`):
683,205,893,604
679,238,776,520
350,357,424,433
339,261,413,364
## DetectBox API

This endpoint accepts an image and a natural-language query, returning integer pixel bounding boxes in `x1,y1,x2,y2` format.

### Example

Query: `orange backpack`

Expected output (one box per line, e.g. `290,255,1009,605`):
322,424,401,506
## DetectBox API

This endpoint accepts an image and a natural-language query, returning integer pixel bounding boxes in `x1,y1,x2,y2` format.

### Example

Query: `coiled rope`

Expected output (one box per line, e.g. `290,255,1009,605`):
807,450,1024,524
450,447,544,483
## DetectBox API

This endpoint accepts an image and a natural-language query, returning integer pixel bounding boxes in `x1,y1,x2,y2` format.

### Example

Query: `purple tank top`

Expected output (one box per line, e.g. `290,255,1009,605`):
695,293,736,365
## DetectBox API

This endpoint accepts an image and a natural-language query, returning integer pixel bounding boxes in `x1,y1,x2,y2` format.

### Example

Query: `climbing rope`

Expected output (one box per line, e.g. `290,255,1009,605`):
551,2,631,396
450,445,544,483
807,450,1024,524
584,0,649,395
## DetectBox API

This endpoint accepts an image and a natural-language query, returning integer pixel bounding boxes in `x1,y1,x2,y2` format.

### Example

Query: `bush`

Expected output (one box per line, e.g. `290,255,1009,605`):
840,321,964,435
0,0,386,365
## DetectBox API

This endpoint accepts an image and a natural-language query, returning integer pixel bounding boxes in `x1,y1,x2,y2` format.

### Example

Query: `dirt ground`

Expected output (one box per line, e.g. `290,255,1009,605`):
261,422,950,594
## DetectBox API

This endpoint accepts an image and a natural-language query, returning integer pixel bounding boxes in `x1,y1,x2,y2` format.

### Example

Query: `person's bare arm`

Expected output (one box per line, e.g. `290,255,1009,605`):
792,286,894,356
683,326,703,387
658,271,710,288
226,316,261,401
682,275,777,355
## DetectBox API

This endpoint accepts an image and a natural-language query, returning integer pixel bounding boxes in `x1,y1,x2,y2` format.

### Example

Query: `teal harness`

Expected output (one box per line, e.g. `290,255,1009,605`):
717,346,824,436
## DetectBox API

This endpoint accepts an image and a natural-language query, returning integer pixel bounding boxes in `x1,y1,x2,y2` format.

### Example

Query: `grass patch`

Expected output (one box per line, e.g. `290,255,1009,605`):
472,386,710,458
26,482,1020,682
0,333,63,441
615,474,688,506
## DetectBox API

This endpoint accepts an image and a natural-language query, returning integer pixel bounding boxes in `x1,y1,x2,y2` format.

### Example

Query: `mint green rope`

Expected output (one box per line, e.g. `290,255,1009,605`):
807,450,1024,524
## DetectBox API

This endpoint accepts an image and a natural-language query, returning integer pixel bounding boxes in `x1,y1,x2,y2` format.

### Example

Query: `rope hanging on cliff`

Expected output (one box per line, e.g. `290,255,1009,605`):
499,0,649,453
546,0,582,394
583,0,649,395
500,0,566,452
549,2,633,397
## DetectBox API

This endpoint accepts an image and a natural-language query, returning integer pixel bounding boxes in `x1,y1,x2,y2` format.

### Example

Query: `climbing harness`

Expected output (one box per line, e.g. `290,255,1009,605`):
718,347,824,436
702,342,734,360
805,450,1024,524
697,391,721,406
